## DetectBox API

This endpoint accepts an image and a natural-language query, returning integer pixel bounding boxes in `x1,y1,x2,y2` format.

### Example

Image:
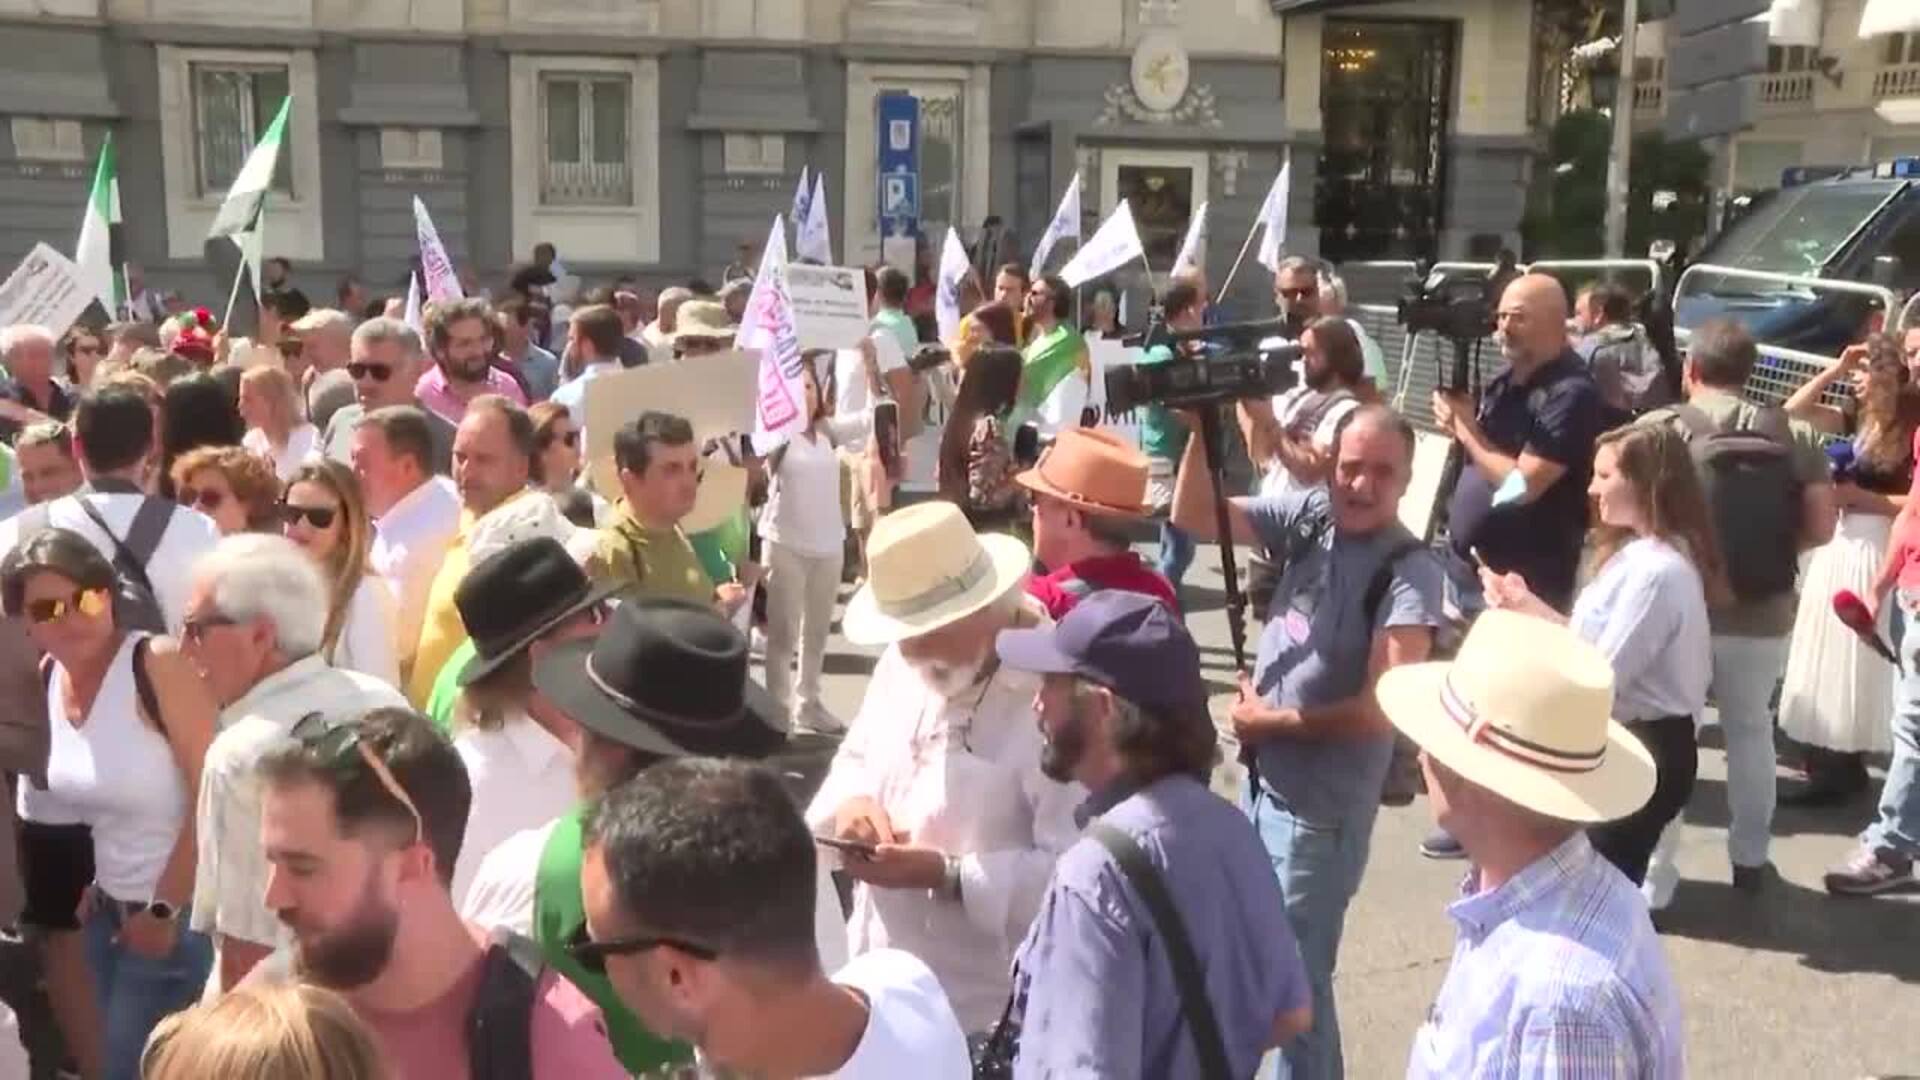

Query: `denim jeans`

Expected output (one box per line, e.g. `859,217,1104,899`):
84,900,215,1080
1710,634,1788,870
1242,785,1377,1080
1863,593,1920,858
1158,520,1195,610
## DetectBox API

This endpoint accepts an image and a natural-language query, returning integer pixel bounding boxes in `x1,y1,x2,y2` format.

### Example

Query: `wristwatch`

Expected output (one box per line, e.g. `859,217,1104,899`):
139,900,179,922
939,855,964,903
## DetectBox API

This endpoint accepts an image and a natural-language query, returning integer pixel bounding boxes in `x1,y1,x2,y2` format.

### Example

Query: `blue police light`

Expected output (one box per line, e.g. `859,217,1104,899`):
1872,157,1920,180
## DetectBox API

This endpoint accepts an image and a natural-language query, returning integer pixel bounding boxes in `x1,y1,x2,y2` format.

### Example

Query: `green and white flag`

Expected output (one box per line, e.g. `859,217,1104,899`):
73,133,122,315
205,96,291,336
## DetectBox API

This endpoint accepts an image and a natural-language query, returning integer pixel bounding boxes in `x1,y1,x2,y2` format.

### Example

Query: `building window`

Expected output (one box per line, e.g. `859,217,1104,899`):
380,128,444,171
1767,45,1812,74
8,117,85,163
1883,33,1920,67
191,63,293,197
723,133,785,176
539,73,631,206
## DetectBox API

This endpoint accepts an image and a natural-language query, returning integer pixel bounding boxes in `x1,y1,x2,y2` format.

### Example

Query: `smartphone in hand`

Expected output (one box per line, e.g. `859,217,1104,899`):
873,400,901,476
814,835,878,860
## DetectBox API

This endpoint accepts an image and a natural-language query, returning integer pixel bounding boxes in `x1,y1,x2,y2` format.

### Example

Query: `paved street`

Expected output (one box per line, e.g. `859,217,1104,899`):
801,544,1920,1079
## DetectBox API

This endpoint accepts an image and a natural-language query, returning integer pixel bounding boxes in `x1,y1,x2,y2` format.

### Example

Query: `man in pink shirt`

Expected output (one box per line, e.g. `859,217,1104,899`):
417,297,529,426
256,706,623,1079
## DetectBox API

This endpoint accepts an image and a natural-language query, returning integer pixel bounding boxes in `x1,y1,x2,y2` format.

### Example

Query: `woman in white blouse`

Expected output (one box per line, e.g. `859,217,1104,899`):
237,365,318,483
279,461,400,688
761,352,869,733
1481,424,1724,900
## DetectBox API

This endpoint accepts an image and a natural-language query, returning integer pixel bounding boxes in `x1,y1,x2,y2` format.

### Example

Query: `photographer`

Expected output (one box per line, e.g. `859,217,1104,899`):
1139,279,1208,604
1172,404,1443,1080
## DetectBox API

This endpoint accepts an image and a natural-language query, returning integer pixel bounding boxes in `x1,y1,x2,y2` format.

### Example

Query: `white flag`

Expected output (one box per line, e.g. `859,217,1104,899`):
1255,159,1293,274
1172,201,1209,279
797,172,833,264
790,165,812,229
738,217,808,441
935,227,972,345
1861,0,1920,34
413,196,463,305
1060,200,1146,289
1030,172,1083,277
402,273,423,335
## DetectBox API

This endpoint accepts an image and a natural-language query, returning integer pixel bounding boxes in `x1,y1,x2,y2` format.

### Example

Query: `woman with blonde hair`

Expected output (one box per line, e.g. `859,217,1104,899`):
278,460,400,687
169,445,281,535
1482,423,1724,907
1778,333,1920,802
141,982,388,1080
238,364,318,482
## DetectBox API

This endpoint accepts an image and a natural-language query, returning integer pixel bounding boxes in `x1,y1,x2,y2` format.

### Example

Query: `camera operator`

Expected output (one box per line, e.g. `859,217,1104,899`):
1170,403,1444,1080
1138,278,1208,605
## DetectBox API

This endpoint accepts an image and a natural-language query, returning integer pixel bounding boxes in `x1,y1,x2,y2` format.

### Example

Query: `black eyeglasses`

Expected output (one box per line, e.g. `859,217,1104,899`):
180,612,238,643
347,362,393,382
179,486,226,513
279,503,339,530
565,923,716,975
289,713,424,847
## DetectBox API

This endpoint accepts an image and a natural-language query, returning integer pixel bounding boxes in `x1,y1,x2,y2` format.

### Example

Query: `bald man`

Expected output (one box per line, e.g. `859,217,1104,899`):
1431,273,1602,614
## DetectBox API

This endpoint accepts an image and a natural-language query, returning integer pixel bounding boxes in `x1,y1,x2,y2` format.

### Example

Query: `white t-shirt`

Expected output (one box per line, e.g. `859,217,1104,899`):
329,574,401,690
819,949,971,1080
763,416,871,559
0,488,221,634
833,332,908,450
451,713,576,906
244,423,321,483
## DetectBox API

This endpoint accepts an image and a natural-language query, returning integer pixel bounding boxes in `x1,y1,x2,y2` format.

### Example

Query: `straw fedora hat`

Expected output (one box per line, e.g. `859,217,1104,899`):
1014,427,1150,518
1375,609,1655,824
669,300,737,344
841,501,1032,646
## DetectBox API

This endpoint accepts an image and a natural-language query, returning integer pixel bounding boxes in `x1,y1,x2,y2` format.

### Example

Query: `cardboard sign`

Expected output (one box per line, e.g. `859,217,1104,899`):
786,264,870,350
581,350,759,502
0,243,93,336
1399,430,1454,541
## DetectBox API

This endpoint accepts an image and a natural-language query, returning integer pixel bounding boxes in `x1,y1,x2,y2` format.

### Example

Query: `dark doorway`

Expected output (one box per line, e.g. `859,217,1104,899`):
1317,18,1457,264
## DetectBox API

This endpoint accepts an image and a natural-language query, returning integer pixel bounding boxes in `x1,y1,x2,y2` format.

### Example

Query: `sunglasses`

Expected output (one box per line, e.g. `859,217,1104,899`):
179,486,226,513
347,362,393,382
24,589,109,625
279,502,339,530
565,923,716,975
289,712,425,847
180,612,237,642
1277,287,1316,300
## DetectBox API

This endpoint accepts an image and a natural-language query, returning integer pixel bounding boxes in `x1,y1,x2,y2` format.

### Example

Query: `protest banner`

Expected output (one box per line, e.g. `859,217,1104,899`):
0,243,94,336
1060,201,1146,289
1036,337,1141,448
581,349,759,501
413,197,463,305
786,264,871,350
738,218,807,441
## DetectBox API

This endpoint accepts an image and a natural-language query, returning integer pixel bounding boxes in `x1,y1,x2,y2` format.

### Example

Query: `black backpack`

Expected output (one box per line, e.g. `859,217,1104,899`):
18,483,171,634
1671,403,1803,602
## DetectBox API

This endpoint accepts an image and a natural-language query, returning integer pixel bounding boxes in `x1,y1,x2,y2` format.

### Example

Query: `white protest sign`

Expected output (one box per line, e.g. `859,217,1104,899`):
582,349,759,502
0,243,93,336
785,264,871,350
1038,339,1141,447
1399,430,1453,541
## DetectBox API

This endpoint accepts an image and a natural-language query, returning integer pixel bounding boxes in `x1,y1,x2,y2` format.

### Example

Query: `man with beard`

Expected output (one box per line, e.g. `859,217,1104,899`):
1172,405,1444,1080
186,535,408,991
993,590,1311,1076
255,706,624,1078
416,298,529,426
806,501,1082,1038
1013,274,1088,421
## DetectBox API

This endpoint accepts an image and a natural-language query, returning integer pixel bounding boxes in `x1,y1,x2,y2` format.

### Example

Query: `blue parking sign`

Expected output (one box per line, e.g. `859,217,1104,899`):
876,91,920,234
882,170,919,220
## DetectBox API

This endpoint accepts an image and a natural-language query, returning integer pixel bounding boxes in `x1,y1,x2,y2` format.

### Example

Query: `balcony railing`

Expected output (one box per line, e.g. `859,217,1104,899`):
1760,71,1815,107
540,159,632,207
1634,80,1664,112
1875,62,1920,100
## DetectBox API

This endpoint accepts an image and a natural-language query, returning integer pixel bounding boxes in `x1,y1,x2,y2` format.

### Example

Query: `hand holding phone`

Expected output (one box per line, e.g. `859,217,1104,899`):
873,400,901,476
814,836,877,860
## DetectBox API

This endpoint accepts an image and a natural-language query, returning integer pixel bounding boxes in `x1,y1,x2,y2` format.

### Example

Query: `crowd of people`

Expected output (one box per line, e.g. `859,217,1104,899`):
0,236,1913,1080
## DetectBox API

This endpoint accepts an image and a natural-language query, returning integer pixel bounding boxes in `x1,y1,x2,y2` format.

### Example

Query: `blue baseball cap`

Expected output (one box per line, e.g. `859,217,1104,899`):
995,590,1207,721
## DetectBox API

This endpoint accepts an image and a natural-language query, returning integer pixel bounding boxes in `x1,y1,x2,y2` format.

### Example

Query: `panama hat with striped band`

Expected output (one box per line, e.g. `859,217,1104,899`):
1375,609,1655,824
841,501,1032,646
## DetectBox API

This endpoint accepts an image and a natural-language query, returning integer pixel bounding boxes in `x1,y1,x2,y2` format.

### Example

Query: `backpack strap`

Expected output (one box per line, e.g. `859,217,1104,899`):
130,635,165,740
1088,822,1232,1080
72,495,168,609
467,927,541,1080
1747,404,1793,445
1365,538,1426,627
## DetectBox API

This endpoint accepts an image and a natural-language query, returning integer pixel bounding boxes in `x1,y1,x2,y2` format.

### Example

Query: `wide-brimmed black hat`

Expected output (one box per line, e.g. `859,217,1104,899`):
532,596,788,759
456,537,620,687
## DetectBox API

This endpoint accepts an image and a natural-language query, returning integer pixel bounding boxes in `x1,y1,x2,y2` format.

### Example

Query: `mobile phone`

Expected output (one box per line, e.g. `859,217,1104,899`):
873,400,900,475
814,835,877,859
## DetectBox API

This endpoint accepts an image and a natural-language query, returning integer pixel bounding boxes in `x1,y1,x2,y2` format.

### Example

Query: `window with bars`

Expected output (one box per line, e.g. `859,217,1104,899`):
539,73,632,206
191,63,293,198
1767,45,1812,74
1884,33,1920,66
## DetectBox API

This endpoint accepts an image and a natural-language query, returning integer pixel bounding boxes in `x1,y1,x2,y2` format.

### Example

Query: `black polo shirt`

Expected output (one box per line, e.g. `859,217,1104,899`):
1444,347,1603,610
0,378,74,445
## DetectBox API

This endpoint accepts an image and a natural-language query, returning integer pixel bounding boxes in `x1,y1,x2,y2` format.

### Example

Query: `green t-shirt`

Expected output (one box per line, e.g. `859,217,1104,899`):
423,638,476,734
592,508,716,605
689,507,750,587
1137,344,1190,463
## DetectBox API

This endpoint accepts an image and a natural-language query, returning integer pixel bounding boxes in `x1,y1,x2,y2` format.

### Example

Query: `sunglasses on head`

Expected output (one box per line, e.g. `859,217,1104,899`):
347,362,393,382
23,589,109,625
289,712,425,847
179,486,226,512
279,502,339,530
565,922,716,975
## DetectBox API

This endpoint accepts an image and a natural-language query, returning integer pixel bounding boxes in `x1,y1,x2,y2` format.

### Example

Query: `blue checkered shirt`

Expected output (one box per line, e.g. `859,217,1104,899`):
1407,832,1685,1079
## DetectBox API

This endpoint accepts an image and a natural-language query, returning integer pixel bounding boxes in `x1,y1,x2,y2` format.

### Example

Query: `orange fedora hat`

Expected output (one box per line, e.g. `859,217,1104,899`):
1015,427,1151,518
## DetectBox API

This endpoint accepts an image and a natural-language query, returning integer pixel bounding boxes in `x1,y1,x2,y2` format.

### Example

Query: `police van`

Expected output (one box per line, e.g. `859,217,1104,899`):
1673,157,1920,355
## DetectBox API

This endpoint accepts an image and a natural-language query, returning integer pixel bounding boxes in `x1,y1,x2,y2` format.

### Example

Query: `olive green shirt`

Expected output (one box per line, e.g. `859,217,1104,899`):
1638,389,1831,638
590,504,716,605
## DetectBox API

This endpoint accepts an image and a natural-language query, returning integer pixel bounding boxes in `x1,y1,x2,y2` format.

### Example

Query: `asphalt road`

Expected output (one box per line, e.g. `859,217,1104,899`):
801,546,1920,1080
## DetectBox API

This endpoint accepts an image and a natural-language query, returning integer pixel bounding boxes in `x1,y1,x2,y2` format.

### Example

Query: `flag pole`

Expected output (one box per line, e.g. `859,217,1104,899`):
1214,217,1263,307
220,256,248,330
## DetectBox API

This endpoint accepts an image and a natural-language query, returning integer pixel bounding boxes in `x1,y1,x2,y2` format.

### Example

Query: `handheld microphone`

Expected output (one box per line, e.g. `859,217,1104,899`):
1832,589,1898,665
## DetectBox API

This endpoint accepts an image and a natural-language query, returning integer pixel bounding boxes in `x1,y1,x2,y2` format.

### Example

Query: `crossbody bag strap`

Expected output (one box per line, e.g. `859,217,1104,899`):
1088,822,1232,1080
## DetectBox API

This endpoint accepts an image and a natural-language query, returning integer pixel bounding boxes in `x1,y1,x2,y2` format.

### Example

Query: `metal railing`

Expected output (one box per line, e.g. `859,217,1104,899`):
1525,258,1669,302
1874,62,1920,100
540,160,632,207
1634,81,1664,112
1760,72,1815,106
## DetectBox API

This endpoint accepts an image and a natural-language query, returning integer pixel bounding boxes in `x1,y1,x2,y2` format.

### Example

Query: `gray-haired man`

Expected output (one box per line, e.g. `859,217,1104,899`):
322,317,455,473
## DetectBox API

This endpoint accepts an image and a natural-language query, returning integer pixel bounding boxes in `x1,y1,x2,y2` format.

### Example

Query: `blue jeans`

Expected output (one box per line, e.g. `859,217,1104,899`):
1159,520,1195,606
1242,785,1378,1080
1864,595,1920,858
84,900,214,1080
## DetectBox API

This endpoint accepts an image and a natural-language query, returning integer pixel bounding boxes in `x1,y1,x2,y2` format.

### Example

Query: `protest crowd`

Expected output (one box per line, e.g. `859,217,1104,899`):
0,121,1918,1080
